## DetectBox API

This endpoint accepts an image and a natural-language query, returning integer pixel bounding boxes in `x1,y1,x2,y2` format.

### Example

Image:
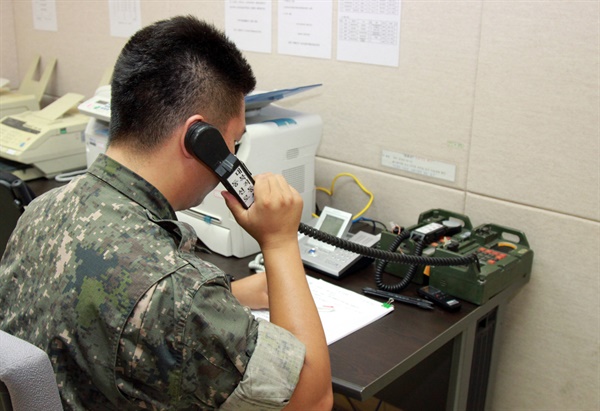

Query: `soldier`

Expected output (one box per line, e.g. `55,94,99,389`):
0,15,332,411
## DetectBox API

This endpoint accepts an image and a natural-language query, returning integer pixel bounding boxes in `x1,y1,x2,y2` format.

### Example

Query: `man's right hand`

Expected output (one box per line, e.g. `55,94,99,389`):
222,173,303,251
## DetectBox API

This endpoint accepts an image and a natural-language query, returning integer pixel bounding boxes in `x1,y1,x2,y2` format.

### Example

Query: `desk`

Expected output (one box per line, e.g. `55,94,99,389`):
27,178,66,196
202,252,527,411
24,177,527,411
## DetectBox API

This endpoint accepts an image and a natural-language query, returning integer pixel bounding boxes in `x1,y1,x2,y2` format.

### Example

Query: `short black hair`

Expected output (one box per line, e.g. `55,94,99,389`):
109,15,256,151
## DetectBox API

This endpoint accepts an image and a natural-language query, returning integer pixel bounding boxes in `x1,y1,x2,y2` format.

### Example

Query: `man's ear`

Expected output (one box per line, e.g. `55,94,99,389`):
180,115,205,159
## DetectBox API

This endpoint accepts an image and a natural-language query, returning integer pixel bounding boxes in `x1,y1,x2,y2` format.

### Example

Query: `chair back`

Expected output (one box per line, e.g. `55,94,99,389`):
0,330,63,411
0,172,35,257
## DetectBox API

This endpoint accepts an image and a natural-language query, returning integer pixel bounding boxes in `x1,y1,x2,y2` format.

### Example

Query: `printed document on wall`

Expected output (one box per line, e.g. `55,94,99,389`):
337,0,402,67
32,0,57,31
278,0,333,59
109,0,141,38
225,0,272,53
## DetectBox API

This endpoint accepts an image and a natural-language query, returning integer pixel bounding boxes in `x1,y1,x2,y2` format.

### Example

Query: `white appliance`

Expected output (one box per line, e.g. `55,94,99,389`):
0,93,88,180
78,85,111,167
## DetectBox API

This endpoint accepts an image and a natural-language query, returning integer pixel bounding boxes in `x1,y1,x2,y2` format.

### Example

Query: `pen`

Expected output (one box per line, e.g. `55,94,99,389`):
362,287,434,310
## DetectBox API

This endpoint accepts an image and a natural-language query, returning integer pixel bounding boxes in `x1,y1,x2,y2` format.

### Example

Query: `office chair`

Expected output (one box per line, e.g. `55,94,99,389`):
0,171,35,257
0,330,63,411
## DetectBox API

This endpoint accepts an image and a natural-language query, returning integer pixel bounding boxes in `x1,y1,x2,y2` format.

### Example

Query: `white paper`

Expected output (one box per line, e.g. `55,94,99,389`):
32,0,58,32
253,276,393,345
109,0,142,38
337,0,402,67
277,0,333,59
225,0,272,53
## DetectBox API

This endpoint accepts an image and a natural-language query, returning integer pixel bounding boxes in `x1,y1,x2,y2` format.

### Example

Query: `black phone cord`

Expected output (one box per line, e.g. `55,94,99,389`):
298,222,479,268
374,231,425,292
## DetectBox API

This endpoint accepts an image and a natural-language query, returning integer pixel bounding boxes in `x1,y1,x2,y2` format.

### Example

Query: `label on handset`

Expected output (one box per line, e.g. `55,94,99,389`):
226,165,254,208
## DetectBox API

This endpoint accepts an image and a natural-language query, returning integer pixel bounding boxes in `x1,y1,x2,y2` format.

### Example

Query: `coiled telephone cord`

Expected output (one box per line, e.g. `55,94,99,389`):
298,222,478,271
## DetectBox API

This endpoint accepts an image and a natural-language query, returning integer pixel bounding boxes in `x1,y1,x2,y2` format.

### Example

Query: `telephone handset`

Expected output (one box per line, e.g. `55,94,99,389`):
185,121,255,209
184,122,479,270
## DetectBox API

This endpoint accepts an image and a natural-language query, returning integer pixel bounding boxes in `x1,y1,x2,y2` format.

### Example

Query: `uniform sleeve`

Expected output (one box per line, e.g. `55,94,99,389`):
117,272,305,410
178,280,305,409
219,319,305,410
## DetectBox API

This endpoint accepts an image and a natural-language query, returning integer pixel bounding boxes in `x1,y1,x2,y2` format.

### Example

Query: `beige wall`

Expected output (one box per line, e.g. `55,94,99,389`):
1,0,18,84
3,1,599,410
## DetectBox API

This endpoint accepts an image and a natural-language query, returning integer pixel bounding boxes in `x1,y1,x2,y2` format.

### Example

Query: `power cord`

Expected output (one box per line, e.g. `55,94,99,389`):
353,217,389,233
248,253,265,272
315,173,374,222
54,169,87,182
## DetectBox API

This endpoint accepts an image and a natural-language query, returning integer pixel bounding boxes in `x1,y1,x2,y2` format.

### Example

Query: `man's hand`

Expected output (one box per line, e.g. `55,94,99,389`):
222,173,303,251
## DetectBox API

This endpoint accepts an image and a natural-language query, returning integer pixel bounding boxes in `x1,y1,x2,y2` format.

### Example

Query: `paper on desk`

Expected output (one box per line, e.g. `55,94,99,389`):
252,276,394,345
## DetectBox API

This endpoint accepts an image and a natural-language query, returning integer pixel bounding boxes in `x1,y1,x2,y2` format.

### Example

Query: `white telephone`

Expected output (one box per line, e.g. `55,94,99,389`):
298,206,380,278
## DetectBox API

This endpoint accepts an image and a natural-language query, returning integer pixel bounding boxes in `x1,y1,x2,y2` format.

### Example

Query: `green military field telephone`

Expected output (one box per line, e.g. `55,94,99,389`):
378,209,534,305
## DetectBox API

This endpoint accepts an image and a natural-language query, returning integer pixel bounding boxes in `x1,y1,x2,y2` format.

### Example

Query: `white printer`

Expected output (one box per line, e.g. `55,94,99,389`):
78,85,111,167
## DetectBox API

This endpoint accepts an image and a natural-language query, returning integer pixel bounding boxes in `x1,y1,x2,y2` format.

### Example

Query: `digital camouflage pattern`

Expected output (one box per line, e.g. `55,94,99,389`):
0,154,304,410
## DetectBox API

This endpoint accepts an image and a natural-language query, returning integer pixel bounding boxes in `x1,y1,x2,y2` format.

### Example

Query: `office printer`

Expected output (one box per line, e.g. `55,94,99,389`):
78,85,322,258
0,93,89,180
0,55,57,118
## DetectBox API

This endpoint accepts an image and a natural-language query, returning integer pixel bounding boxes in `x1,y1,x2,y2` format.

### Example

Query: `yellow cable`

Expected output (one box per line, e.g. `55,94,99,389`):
314,173,374,220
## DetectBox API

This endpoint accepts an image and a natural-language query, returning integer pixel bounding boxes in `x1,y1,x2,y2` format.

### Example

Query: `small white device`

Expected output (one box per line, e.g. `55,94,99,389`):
78,85,111,167
0,55,56,118
0,93,89,180
299,206,381,278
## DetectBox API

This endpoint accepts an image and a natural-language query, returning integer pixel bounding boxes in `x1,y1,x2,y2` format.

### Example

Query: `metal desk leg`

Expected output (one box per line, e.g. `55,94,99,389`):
447,323,476,411
483,304,507,410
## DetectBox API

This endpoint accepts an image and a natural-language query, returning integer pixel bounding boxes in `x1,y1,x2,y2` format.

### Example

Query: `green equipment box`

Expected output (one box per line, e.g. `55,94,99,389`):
379,209,473,285
379,209,534,305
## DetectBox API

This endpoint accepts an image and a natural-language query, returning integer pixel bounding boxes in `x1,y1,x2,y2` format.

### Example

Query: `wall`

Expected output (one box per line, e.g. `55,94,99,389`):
3,1,599,410
0,0,18,84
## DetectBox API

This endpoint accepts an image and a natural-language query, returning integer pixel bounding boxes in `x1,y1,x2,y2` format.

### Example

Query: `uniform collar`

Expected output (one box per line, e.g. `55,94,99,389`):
87,154,176,221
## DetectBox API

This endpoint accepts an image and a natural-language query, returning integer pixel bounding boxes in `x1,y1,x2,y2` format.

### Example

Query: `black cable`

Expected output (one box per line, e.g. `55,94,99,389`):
298,222,479,268
375,236,425,292
353,217,389,233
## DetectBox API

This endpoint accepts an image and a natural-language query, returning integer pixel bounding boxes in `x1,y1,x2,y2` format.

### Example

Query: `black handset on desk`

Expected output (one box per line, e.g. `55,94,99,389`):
184,122,479,269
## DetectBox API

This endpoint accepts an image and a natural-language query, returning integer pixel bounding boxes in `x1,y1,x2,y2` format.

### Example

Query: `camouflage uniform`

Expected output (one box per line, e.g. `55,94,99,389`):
0,154,305,410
